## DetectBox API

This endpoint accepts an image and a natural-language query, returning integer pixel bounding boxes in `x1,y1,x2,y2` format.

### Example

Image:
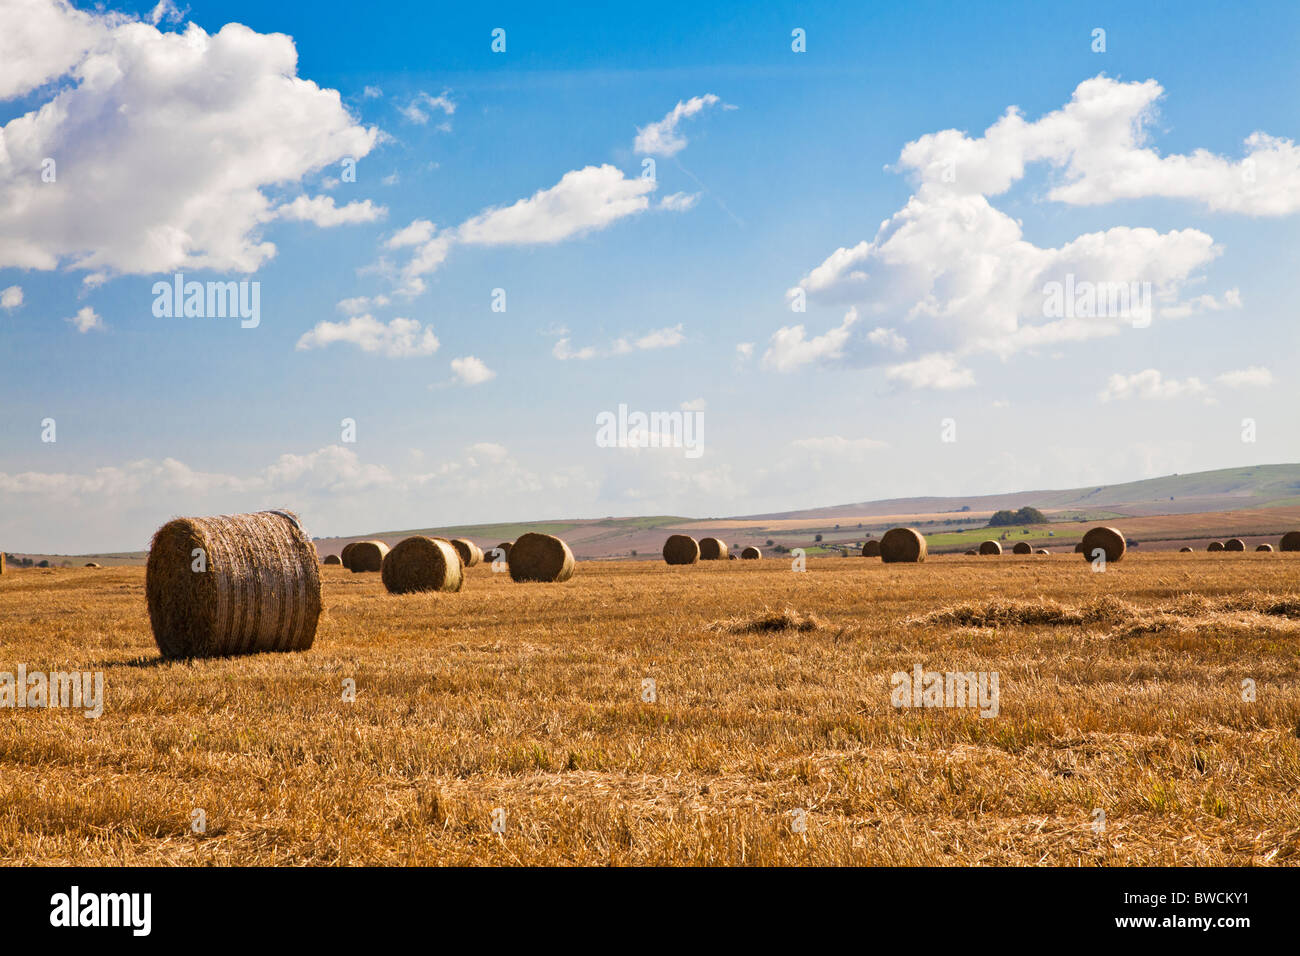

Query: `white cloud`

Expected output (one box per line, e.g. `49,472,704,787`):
273,195,386,227
399,90,455,125
555,324,685,360
363,85,382,99
450,355,495,386
883,353,976,391
658,191,700,212
761,307,860,372
457,165,655,246
385,219,436,248
67,305,103,333
552,338,597,361
0,9,378,274
295,315,439,358
1098,369,1209,402
635,94,721,157
147,1,182,26
336,294,389,314
1,285,22,310
736,342,754,361
1215,366,1273,388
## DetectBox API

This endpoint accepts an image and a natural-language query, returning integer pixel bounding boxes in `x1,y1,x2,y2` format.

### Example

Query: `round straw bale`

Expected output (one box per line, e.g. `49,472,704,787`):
450,538,483,567
964,549,978,555
1012,541,1032,555
1035,549,1049,555
1179,547,1193,553
340,542,358,569
509,532,575,582
84,562,101,568
862,540,881,557
663,534,700,565
1280,531,1300,552
1080,526,1126,563
495,542,514,560
0,552,5,575
1073,542,1085,553
699,537,728,560
1207,541,1225,552
978,540,1002,555
145,510,321,659
323,553,342,565
1256,543,1274,552
880,527,926,563
381,536,463,594
349,540,389,572
740,546,762,559
728,554,737,560
1224,538,1246,552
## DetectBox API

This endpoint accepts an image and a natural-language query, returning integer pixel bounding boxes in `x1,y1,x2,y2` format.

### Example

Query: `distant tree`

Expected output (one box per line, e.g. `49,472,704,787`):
630,550,637,556
834,524,840,530
988,506,1047,527
765,539,774,547
37,560,50,568
814,534,823,542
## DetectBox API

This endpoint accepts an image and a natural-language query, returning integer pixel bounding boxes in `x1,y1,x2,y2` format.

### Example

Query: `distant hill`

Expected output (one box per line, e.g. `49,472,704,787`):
15,464,1300,565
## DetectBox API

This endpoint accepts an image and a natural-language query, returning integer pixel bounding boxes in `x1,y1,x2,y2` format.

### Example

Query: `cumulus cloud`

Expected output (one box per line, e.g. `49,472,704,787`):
554,324,685,360
450,355,495,385
883,353,976,391
336,294,389,314
1215,366,1273,388
635,94,722,157
66,305,103,333
658,191,700,212
1,285,22,310
295,315,439,357
457,165,655,246
1098,369,1209,402
273,195,386,227
774,75,1293,385
398,90,455,126
0,6,379,275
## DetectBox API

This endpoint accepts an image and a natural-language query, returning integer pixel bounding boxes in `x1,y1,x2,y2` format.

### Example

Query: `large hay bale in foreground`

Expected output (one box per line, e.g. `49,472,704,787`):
978,540,1002,555
1224,538,1246,552
1012,541,1032,555
509,532,575,582
146,510,321,659
862,540,881,557
699,537,728,560
1080,526,1126,563
1280,531,1300,552
740,546,762,560
1179,547,1193,553
349,540,389,572
450,538,483,567
323,553,342,565
663,535,700,565
1207,541,1225,552
1256,543,1274,552
880,527,926,563
382,536,463,594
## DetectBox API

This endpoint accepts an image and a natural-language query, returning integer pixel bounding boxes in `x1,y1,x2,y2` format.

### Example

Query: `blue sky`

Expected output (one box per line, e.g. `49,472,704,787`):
2,0,1299,553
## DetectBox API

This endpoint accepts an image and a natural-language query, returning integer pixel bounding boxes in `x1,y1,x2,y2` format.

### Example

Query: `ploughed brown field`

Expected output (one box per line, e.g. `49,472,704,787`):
2,552,1299,865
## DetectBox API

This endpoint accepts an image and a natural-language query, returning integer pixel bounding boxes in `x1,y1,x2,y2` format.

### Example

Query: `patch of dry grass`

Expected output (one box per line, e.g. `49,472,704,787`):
1,553,1299,865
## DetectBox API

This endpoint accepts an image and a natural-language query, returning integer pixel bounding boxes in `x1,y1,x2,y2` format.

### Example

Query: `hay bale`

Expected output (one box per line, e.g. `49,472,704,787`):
699,537,728,560
381,536,463,594
1224,538,1246,552
964,549,977,555
1080,526,1126,563
1073,542,1085,553
145,510,321,659
1256,543,1274,552
1179,547,1193,553
84,562,101,568
740,546,762,560
880,527,926,563
509,532,575,582
450,538,483,567
978,540,1002,555
663,534,700,565
495,542,513,560
1207,541,1225,552
340,542,358,569
349,540,390,572
0,552,4,575
323,554,342,565
728,554,737,560
1012,541,1032,555
1280,531,1300,552
1035,549,1049,555
862,540,881,557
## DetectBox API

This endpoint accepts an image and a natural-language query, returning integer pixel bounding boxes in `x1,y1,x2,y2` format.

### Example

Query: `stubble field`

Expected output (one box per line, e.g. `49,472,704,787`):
2,552,1298,865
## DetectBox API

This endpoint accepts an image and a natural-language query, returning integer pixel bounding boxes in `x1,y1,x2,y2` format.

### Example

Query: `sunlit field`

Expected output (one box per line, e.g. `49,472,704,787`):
2,553,1298,865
